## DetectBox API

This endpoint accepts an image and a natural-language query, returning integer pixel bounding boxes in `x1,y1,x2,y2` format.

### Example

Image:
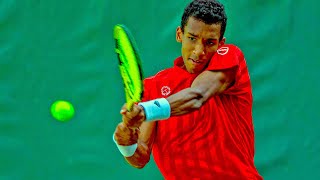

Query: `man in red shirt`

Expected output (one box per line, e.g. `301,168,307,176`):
113,0,263,179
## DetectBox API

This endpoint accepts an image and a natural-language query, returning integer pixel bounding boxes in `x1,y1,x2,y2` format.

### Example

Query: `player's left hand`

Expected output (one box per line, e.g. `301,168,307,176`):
120,103,146,129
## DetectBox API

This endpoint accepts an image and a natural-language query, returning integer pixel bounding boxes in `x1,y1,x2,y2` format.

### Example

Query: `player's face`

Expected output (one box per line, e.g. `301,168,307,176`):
176,17,225,74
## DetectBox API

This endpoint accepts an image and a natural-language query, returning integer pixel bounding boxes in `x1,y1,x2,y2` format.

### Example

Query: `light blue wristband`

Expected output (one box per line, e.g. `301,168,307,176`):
113,134,137,157
138,98,171,121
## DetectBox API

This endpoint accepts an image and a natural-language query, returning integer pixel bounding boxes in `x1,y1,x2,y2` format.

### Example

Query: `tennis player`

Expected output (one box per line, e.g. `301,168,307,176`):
113,0,263,179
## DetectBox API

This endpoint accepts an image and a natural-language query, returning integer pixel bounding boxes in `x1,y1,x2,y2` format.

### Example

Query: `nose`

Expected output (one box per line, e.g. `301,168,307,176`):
193,43,205,57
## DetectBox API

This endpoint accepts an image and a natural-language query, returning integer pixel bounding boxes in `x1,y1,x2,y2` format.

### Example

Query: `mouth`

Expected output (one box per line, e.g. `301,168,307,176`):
189,58,203,64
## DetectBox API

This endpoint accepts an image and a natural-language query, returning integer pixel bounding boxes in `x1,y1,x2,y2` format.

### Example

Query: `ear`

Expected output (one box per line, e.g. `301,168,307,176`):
176,26,183,43
218,37,226,47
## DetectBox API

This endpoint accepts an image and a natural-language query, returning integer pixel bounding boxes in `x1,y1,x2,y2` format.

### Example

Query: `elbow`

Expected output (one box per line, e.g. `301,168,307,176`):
130,163,144,169
190,88,207,107
125,148,151,169
191,99,203,110
181,88,205,110
129,157,150,169
133,163,147,169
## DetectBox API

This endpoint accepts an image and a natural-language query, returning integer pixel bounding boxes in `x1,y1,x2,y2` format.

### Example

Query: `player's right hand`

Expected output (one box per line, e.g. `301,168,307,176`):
114,122,139,146
120,103,146,129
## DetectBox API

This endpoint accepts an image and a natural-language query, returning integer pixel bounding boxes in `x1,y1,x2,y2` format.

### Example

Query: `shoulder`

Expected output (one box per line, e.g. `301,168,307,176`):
207,44,245,71
143,67,175,88
215,44,246,65
220,45,251,94
144,67,176,82
142,67,176,99
217,44,244,56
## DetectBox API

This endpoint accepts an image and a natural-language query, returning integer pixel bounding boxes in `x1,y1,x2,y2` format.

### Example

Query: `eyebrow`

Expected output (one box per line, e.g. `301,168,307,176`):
187,32,198,37
187,32,218,41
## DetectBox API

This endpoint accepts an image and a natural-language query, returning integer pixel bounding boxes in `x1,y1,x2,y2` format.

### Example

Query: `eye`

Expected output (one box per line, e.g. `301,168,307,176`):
206,41,215,46
188,37,196,41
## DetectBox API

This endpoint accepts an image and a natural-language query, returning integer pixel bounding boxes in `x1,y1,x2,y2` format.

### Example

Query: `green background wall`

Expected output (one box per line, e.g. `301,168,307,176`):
0,0,319,179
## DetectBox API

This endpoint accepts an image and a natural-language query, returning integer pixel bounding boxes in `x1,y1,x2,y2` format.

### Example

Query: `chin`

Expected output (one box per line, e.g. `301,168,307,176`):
189,67,203,74
188,69,198,74
186,68,195,74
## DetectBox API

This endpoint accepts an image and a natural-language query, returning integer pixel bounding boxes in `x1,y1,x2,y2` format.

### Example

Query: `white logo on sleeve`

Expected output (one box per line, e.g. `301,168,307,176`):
161,86,171,96
217,47,229,55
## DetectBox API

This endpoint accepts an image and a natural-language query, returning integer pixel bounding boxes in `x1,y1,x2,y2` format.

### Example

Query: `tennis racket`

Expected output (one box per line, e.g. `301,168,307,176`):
113,24,144,111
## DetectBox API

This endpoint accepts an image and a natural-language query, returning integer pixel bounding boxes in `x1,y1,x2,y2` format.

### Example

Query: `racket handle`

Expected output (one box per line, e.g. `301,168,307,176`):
126,100,134,111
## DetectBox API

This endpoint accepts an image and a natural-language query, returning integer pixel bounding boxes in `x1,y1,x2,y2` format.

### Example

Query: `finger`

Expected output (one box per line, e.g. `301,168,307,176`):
122,115,131,126
120,109,126,115
130,104,143,117
122,105,140,121
127,105,145,123
114,123,138,145
132,105,146,122
122,114,138,128
120,103,128,114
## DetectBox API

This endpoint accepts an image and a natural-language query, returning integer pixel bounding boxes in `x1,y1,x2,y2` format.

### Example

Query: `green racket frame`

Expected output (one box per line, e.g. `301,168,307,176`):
113,24,144,110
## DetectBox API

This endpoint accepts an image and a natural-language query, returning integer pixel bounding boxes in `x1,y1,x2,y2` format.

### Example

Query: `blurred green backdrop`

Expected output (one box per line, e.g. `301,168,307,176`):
0,0,319,179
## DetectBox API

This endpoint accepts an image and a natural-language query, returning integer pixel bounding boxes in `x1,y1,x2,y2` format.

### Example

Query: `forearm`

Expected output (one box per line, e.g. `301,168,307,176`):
124,141,152,169
114,119,155,169
167,84,222,116
166,70,232,116
115,133,152,169
166,88,204,116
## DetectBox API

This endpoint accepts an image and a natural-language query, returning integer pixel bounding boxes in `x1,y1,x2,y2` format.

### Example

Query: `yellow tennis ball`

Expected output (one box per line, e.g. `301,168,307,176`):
50,100,75,122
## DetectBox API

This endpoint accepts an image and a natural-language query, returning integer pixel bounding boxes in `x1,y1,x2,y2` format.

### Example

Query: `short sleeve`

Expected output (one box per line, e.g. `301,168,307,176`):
206,44,241,71
141,78,152,102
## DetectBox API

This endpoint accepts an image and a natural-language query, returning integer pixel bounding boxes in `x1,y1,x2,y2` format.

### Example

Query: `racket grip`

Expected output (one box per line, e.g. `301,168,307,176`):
126,101,134,111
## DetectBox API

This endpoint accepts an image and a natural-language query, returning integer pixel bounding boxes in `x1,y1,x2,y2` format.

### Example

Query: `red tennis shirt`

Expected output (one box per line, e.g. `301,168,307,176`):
142,44,262,180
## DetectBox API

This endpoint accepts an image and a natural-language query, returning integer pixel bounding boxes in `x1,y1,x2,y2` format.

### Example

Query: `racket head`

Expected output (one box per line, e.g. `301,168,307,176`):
113,24,144,111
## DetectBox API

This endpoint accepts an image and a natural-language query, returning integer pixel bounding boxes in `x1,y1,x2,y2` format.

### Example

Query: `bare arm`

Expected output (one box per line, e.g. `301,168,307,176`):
124,121,156,168
167,67,237,116
114,105,156,169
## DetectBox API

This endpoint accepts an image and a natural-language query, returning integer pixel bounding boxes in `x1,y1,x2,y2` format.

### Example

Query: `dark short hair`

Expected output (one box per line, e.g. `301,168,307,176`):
181,0,227,41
